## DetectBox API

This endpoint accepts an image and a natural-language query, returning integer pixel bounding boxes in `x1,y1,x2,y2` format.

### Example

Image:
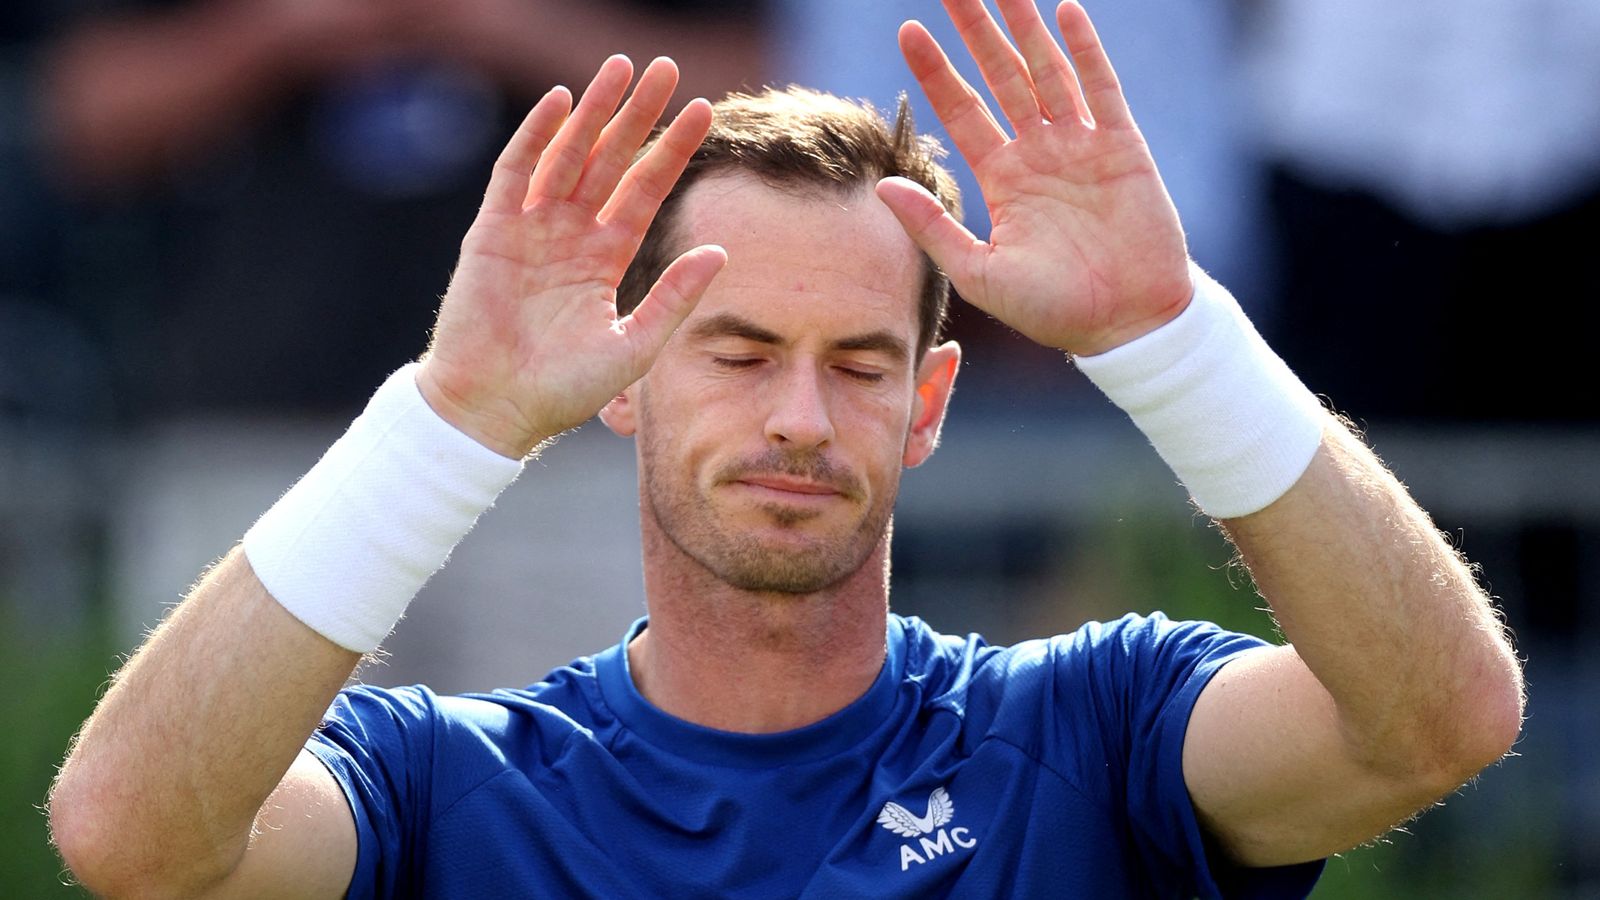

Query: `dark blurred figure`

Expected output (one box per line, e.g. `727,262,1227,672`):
1,0,767,422
1239,0,1600,423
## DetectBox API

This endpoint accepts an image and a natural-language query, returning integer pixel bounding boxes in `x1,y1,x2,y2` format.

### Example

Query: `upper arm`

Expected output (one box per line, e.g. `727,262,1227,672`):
204,750,357,900
1182,644,1455,868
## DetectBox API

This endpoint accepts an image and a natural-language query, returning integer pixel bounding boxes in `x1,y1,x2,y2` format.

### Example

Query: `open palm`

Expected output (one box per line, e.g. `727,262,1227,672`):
419,56,726,458
876,0,1192,356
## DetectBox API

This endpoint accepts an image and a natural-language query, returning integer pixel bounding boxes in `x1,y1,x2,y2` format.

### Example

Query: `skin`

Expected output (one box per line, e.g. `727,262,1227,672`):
601,172,959,733
48,1,1523,895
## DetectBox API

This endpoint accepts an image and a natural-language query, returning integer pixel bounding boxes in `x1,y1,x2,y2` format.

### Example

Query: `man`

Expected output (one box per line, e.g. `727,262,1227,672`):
49,1,1522,896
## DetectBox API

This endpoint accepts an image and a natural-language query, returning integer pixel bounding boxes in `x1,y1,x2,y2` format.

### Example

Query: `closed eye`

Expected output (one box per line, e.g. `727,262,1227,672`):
837,367,885,384
712,357,763,371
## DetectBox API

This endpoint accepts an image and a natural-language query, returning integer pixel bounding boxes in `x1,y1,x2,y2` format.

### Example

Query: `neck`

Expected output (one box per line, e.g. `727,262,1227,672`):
628,521,892,734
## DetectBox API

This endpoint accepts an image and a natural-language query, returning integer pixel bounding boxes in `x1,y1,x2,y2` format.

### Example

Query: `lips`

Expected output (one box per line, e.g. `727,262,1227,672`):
737,476,841,496
716,451,863,501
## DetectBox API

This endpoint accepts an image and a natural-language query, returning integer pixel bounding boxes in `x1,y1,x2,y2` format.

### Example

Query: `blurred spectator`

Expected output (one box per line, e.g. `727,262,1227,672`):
1,0,767,423
1240,0,1600,422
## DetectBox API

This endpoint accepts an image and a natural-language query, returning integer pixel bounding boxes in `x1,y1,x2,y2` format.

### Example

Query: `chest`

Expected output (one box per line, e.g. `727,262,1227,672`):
407,736,1140,899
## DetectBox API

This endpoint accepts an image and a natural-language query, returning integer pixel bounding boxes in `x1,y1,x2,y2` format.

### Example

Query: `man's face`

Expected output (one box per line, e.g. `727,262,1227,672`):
617,173,941,594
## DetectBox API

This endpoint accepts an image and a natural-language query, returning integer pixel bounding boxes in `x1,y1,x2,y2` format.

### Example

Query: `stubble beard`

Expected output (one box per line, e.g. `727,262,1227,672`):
638,436,898,595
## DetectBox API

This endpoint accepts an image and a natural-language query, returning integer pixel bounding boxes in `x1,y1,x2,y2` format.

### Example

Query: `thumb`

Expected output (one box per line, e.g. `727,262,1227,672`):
875,176,985,297
618,243,728,374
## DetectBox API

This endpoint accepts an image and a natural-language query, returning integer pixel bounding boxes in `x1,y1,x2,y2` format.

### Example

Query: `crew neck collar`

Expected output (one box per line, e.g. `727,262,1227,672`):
594,615,907,769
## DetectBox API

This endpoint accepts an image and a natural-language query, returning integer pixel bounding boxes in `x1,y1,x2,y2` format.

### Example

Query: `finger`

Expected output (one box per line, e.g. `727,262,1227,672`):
620,244,728,374
940,0,1045,131
482,87,572,213
570,57,680,211
874,176,986,299
995,0,1088,124
1056,0,1132,129
598,98,713,237
898,21,1007,167
528,55,634,201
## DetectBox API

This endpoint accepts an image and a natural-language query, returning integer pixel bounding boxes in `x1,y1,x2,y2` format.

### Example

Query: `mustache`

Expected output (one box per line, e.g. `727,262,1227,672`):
715,449,865,500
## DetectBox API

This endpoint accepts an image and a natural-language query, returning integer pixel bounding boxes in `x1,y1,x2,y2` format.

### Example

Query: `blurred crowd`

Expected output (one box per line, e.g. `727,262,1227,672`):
5,0,1599,424
3,0,1599,894
1,0,763,423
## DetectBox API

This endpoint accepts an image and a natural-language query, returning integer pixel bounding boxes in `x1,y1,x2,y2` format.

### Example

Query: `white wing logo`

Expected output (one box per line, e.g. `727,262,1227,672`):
876,786,955,838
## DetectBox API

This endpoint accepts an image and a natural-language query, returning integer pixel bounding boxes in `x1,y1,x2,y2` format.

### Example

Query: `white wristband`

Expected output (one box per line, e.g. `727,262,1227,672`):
1074,264,1325,519
243,364,524,652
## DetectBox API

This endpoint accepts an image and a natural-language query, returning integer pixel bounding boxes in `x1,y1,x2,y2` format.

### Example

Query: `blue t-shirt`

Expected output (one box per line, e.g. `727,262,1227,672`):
307,613,1324,898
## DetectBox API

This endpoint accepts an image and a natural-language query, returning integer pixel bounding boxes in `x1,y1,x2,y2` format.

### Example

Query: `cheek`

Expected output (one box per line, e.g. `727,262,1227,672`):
858,383,916,430
839,397,916,468
641,386,748,473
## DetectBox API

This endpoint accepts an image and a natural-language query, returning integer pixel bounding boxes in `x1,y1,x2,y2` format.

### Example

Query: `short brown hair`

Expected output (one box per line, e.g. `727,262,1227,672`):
617,87,962,361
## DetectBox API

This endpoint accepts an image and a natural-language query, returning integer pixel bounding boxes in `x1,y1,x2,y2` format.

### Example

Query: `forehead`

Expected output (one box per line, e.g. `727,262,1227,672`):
670,172,924,343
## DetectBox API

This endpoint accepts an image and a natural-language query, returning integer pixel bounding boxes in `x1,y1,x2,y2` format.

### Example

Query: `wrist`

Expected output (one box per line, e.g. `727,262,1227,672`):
414,362,550,461
1065,263,1195,356
1074,263,1325,519
243,364,525,652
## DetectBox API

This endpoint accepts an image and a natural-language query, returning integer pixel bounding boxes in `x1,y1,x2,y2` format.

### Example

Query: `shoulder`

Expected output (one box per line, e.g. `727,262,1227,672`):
307,657,624,850
897,610,1265,700
314,657,616,780
1052,611,1270,678
893,613,1271,773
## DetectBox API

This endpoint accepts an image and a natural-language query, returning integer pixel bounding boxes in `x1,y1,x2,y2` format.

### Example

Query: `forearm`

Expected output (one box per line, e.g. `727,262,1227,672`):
51,361,521,893
1222,420,1523,775
1075,262,1522,845
50,548,359,895
1074,265,1522,773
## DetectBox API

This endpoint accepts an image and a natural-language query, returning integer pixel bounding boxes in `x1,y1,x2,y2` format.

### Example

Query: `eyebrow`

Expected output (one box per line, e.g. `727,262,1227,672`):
687,313,910,364
832,331,910,363
687,313,782,346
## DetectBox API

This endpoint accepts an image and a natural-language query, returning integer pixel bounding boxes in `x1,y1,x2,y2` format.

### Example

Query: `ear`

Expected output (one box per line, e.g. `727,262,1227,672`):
903,341,960,468
598,384,639,437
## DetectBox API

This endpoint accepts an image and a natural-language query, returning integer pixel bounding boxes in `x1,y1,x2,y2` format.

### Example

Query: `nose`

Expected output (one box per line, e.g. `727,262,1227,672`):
764,363,836,449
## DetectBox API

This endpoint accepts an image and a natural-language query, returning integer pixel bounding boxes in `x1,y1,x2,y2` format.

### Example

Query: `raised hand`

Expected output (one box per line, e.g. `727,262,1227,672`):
875,0,1191,357
417,56,726,459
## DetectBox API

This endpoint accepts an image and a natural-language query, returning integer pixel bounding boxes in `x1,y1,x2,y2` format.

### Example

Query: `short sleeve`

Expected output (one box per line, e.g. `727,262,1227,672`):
305,684,439,899
1054,613,1324,899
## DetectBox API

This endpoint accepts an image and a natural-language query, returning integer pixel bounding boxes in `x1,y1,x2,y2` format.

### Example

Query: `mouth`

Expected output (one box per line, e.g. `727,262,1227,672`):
716,452,862,506
735,476,844,499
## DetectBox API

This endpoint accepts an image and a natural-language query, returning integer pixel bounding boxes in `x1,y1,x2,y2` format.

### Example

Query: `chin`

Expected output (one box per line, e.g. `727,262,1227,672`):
701,520,885,595
706,553,865,596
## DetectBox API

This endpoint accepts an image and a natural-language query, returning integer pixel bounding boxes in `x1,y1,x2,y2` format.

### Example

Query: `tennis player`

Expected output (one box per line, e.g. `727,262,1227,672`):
50,1,1522,896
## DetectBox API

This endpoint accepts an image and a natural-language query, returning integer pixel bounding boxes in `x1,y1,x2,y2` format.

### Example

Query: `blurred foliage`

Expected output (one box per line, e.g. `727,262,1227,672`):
0,602,113,897
1076,509,1281,641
